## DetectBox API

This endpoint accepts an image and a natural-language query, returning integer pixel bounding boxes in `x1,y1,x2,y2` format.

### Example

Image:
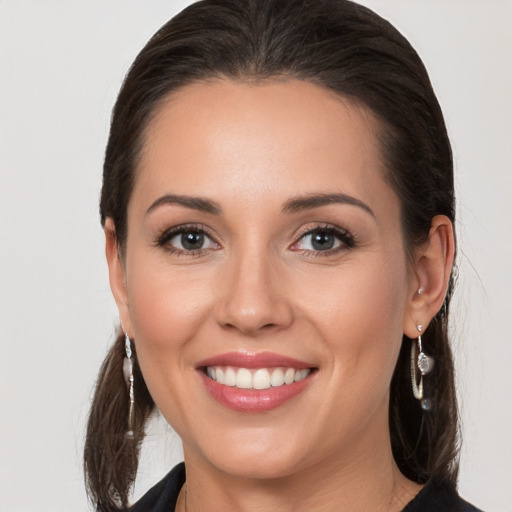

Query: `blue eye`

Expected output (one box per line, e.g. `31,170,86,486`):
157,226,219,254
293,226,354,253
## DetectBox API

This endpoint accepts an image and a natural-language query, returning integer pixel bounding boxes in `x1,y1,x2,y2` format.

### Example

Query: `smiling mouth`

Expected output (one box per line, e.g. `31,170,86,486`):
204,366,313,390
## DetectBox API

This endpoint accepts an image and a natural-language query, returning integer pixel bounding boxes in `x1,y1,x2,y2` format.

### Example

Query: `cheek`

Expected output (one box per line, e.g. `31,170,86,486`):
123,256,219,426
300,253,408,373
125,255,214,361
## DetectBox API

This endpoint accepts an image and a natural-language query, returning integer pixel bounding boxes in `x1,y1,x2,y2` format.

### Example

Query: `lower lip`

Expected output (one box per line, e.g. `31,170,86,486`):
199,371,314,412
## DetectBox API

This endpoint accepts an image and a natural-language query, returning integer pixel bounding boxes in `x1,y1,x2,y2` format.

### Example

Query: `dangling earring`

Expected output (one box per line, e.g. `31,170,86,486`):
411,323,434,410
123,334,135,438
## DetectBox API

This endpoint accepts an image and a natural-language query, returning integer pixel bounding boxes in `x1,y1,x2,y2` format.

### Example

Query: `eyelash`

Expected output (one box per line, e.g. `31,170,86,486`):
154,223,356,257
290,224,356,256
154,224,220,257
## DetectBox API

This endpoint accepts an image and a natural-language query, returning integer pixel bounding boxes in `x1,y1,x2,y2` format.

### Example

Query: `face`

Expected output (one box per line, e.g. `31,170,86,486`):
112,80,418,480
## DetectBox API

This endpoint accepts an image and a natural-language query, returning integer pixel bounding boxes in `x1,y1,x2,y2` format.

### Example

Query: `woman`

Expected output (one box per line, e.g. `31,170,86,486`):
84,0,482,510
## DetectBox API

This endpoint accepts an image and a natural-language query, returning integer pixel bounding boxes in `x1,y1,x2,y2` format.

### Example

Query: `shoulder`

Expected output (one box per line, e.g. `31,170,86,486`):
403,481,484,512
129,462,186,512
128,466,485,512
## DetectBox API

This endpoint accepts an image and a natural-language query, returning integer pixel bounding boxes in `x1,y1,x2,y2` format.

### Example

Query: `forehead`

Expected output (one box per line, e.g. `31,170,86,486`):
134,79,396,217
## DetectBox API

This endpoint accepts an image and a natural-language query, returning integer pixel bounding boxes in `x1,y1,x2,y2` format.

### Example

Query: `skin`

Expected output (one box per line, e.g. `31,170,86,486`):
105,80,454,511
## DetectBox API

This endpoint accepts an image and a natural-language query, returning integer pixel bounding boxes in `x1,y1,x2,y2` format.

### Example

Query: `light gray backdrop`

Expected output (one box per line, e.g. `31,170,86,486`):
1,1,511,511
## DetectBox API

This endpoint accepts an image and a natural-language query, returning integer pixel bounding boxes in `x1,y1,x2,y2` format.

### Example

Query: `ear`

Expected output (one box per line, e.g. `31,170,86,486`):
403,215,455,338
104,218,133,338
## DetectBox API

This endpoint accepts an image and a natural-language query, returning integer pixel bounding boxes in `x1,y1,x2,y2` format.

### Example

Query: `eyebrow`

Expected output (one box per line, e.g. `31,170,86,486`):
146,194,222,215
283,192,375,217
145,191,374,218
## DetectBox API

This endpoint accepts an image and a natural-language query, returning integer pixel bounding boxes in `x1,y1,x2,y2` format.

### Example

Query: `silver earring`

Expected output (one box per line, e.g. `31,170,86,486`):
411,323,434,410
123,334,135,438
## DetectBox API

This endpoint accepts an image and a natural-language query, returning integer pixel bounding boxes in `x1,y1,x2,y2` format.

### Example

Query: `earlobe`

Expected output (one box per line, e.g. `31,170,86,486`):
104,218,133,336
404,215,455,337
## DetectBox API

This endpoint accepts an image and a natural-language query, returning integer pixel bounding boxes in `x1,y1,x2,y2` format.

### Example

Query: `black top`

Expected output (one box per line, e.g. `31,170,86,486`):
130,462,483,512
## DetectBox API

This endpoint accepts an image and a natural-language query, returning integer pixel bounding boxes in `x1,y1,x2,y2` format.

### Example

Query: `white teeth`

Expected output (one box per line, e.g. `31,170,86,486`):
284,368,295,385
294,369,310,382
253,369,271,390
206,366,311,389
270,368,285,387
224,367,237,386
236,368,253,389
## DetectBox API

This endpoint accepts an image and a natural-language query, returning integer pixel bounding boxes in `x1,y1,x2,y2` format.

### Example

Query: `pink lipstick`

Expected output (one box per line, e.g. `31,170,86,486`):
196,351,316,412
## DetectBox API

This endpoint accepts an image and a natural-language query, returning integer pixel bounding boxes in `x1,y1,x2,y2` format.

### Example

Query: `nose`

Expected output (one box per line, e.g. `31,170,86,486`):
215,247,294,336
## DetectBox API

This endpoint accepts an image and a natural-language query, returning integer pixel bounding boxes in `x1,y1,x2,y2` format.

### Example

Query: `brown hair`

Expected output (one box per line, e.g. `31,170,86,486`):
85,0,458,509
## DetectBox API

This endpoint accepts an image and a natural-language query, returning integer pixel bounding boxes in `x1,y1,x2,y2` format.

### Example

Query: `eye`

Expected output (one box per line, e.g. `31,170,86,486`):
171,230,210,251
156,225,219,254
291,226,354,253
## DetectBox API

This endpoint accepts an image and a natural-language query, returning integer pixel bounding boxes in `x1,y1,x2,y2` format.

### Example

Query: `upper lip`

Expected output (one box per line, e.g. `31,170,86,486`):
196,351,315,370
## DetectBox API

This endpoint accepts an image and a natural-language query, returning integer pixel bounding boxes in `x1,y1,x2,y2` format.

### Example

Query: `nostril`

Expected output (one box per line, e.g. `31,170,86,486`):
215,290,294,334
221,321,280,336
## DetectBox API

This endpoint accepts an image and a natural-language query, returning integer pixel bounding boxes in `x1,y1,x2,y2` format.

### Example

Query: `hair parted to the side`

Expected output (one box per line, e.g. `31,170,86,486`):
85,0,458,509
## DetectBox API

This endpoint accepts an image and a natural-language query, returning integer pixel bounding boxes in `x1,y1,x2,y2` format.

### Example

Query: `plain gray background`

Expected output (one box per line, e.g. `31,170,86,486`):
1,1,511,510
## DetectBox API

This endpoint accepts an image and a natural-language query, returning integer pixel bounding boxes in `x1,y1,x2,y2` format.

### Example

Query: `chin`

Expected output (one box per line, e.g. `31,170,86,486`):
188,428,310,480
210,453,304,481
